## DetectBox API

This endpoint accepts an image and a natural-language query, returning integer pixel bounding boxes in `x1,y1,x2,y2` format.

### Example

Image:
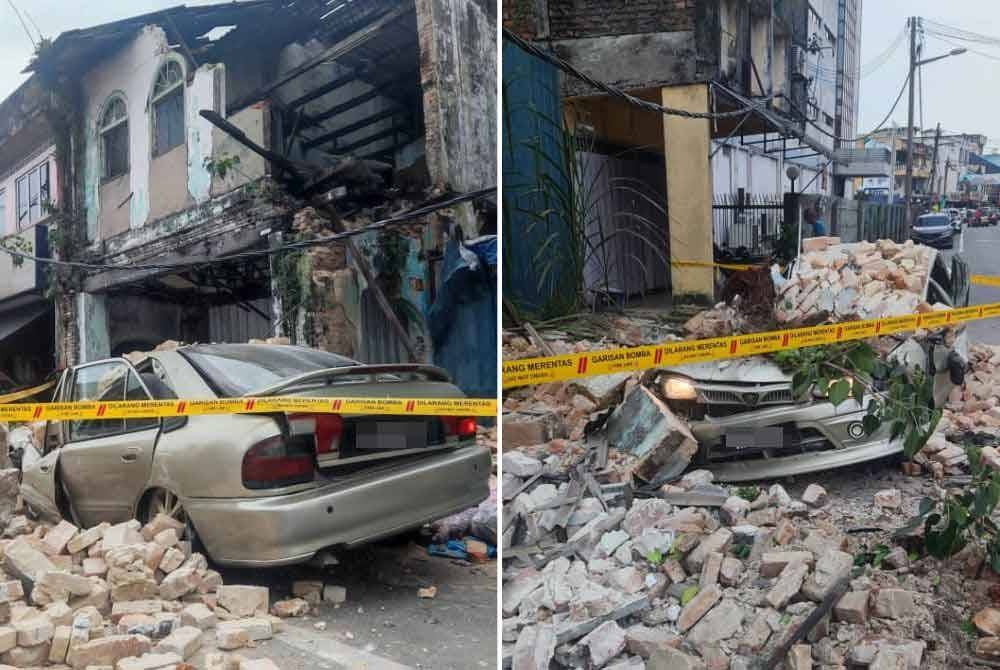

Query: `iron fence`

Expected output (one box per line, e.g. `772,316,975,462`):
713,191,784,260
858,202,909,243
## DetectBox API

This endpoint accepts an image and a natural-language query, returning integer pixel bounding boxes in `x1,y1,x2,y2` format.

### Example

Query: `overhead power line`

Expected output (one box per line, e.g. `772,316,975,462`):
506,27,910,147
0,188,496,274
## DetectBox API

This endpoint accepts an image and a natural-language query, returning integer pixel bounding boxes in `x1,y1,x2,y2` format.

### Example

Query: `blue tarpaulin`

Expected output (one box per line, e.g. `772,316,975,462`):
429,236,497,408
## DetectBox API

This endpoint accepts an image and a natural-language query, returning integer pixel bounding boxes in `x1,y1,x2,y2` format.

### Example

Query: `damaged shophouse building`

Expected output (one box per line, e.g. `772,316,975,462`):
503,0,880,311
0,0,497,397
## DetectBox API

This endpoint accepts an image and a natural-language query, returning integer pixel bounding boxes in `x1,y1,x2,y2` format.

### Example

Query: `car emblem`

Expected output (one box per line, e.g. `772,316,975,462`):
742,392,760,406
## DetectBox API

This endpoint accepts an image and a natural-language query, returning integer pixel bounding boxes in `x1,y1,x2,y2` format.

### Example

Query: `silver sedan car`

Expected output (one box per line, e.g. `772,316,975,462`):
20,344,491,567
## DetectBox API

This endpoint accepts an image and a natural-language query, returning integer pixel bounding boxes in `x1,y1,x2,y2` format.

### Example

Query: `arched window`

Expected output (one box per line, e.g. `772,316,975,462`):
151,58,185,157
99,95,129,180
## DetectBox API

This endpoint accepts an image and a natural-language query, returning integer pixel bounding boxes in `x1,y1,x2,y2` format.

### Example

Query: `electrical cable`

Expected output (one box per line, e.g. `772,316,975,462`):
788,69,911,143
0,187,496,274
502,28,773,120
861,26,907,77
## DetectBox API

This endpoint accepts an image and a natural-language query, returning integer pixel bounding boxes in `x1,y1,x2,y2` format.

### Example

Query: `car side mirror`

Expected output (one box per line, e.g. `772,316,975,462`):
162,416,187,433
947,350,966,386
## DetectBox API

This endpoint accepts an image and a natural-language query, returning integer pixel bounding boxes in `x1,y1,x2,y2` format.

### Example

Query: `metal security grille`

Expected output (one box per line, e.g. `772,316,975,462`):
713,190,784,260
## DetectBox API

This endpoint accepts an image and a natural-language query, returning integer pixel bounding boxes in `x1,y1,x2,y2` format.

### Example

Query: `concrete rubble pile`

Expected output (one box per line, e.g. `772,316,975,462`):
775,237,940,323
0,462,309,669
503,454,944,670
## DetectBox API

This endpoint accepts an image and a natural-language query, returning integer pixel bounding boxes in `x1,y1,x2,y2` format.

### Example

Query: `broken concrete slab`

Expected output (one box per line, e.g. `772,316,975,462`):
606,386,698,481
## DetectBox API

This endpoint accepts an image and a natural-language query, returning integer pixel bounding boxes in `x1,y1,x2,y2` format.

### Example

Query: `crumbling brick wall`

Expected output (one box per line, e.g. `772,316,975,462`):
289,208,357,357
548,0,696,39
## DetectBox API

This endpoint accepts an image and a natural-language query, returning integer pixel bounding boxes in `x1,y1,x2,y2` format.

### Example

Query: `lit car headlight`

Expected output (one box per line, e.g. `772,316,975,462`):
662,376,698,401
812,376,854,399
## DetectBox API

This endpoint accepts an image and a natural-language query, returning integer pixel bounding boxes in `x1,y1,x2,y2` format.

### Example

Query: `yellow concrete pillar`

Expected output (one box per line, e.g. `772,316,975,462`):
661,84,714,301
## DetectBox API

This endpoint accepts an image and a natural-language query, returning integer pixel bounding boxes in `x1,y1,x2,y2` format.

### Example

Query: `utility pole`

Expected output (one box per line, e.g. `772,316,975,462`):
943,158,951,200
929,122,941,202
904,16,918,225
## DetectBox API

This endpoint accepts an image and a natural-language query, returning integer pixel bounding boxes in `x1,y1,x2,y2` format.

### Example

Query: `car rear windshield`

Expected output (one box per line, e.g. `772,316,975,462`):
180,345,358,397
915,215,949,228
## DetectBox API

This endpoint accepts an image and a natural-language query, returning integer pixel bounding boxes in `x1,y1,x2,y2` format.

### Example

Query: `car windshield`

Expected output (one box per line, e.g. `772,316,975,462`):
180,344,358,396
915,215,950,228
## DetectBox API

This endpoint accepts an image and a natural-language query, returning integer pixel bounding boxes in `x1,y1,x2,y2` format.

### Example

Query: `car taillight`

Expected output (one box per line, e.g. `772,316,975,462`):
287,413,343,455
242,435,314,489
441,416,477,439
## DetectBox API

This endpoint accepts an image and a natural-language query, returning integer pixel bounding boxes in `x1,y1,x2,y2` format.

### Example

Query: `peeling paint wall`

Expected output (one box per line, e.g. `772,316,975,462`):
81,25,243,241
77,292,110,363
416,0,497,195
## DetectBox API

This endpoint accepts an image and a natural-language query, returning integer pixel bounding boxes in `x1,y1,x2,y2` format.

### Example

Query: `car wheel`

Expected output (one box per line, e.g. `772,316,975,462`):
141,488,202,551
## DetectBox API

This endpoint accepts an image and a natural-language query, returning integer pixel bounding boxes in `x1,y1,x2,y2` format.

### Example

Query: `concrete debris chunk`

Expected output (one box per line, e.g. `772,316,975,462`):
606,386,698,481
579,620,626,669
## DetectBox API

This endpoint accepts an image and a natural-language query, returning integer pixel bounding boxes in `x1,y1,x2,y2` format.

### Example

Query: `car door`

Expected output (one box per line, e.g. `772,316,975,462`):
19,370,69,522
58,360,161,526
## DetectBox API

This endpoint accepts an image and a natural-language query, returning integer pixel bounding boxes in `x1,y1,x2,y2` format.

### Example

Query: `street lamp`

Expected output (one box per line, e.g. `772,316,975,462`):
905,17,965,226
916,47,967,67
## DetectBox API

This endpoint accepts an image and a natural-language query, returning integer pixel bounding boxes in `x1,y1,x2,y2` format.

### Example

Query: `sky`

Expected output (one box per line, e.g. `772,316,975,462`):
2,1,999,149
858,0,1000,151
0,0,227,99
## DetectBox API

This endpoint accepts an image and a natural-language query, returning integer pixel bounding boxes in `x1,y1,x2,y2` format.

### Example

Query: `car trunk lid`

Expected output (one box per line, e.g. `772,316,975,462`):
246,364,476,472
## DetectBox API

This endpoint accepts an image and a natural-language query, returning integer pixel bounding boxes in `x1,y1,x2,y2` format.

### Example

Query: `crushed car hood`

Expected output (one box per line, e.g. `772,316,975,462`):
664,356,791,383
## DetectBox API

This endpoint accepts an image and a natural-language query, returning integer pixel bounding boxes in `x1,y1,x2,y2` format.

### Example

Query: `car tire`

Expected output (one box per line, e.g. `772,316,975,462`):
139,488,204,555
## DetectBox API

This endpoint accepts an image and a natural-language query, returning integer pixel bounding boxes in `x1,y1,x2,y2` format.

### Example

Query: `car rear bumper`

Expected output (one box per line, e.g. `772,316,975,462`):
183,445,491,566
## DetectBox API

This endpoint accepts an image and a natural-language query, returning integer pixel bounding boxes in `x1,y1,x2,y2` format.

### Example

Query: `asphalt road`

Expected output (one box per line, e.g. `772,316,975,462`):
941,224,1000,344
198,535,498,670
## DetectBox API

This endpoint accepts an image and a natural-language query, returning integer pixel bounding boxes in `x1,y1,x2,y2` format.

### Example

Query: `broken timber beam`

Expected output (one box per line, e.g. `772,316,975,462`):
226,4,414,114
198,109,419,361
754,574,851,670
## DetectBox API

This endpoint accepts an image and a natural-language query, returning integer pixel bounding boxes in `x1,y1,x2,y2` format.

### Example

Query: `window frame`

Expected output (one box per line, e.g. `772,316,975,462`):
150,56,187,158
98,94,130,182
14,159,51,231
64,359,160,444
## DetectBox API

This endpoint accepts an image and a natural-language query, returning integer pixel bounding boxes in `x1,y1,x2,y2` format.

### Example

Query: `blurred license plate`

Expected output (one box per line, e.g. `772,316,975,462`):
725,427,783,450
356,421,427,451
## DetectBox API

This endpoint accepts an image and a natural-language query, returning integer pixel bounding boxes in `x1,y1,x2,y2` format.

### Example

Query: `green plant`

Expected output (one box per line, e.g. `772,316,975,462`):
960,617,978,638
854,544,891,569
896,442,1000,564
730,544,751,559
501,69,670,320
773,340,941,458
645,548,664,566
0,234,31,268
732,485,760,502
203,154,242,179
680,585,699,606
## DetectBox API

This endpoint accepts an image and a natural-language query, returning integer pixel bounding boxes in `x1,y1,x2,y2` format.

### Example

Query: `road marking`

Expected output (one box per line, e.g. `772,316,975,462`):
278,626,416,670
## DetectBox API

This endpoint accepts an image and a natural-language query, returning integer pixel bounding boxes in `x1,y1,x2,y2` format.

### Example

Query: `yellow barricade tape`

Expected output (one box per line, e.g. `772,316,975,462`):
671,260,760,272
0,381,56,405
502,302,1000,389
0,396,497,422
972,275,1000,288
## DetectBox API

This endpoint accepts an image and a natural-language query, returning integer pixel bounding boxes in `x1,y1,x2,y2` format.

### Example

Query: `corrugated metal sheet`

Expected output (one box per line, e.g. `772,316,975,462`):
578,151,669,300
358,288,410,364
501,39,573,316
208,299,272,343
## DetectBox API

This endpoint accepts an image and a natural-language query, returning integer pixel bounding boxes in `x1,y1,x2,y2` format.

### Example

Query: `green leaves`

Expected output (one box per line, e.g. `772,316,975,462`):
827,378,852,406
680,585,699,606
645,548,664,566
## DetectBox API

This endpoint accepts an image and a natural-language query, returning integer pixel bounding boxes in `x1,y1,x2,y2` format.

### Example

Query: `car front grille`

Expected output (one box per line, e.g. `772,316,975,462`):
696,384,796,409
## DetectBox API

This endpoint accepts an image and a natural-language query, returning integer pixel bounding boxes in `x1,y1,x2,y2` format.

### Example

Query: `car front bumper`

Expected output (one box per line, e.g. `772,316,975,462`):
686,399,900,482
911,232,953,247
183,445,491,566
